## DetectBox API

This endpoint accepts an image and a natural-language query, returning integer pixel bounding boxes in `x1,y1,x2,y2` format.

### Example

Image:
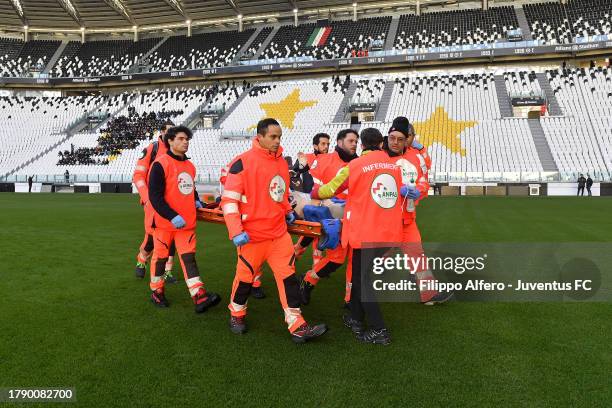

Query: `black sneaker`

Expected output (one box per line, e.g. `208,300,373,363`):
164,271,178,284
422,291,454,306
192,289,221,313
151,289,169,308
135,263,146,279
251,286,266,299
291,323,328,344
230,316,247,334
356,328,391,345
299,276,315,305
342,314,364,335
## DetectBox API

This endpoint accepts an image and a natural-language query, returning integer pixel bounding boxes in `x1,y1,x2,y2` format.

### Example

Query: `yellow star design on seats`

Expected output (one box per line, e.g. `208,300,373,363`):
413,107,477,156
248,88,317,130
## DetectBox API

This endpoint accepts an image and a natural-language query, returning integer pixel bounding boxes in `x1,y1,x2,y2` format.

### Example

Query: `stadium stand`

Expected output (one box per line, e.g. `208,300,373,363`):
0,38,61,77
260,17,390,60
148,29,255,72
393,6,518,50
52,38,159,77
524,0,612,44
3,63,612,181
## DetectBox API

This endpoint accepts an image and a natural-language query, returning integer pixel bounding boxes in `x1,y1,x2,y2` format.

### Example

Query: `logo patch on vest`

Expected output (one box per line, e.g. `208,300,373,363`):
269,175,286,202
396,158,418,186
370,173,398,209
177,172,194,195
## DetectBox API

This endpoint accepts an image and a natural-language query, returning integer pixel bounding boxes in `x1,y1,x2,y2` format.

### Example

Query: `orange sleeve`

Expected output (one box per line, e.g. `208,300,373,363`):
415,163,429,204
220,162,245,239
133,145,153,204
418,146,432,170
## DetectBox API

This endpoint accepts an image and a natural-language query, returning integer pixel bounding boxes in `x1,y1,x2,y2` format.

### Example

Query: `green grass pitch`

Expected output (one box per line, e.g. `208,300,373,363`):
1,194,611,407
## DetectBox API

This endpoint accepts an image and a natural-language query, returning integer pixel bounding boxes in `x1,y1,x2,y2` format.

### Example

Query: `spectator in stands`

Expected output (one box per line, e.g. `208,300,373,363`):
577,174,586,196
64,169,70,183
586,174,593,196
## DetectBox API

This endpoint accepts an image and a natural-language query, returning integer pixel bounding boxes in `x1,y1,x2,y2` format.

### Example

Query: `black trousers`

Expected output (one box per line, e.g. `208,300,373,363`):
349,247,390,331
577,186,585,196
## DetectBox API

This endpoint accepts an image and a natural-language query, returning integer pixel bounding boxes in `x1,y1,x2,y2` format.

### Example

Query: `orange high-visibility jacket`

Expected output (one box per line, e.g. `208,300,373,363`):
310,151,351,199
221,138,293,242
342,150,404,249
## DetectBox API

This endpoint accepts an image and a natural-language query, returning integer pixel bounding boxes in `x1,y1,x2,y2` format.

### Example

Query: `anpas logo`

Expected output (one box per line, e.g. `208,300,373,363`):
177,172,194,195
269,175,286,202
396,158,418,186
370,173,398,209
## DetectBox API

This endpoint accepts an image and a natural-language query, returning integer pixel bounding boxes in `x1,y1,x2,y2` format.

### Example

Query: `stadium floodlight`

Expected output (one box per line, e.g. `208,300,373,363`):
80,26,85,31
237,14,242,19
185,19,191,25
293,8,298,13
23,25,28,30
352,2,357,6
132,25,137,30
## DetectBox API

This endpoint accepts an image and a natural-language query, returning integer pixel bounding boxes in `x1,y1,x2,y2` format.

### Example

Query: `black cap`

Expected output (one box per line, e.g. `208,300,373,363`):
388,116,414,137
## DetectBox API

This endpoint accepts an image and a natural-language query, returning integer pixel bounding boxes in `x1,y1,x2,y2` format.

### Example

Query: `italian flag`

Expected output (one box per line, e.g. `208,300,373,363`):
307,27,332,47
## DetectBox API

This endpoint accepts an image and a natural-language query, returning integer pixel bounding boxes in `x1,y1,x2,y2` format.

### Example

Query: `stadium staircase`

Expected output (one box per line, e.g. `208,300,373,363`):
213,90,249,128
5,133,72,178
130,37,169,73
333,82,358,122
515,6,534,40
253,26,280,59
375,81,395,121
385,16,400,51
536,73,563,116
232,27,263,64
4,95,139,178
527,119,559,171
493,75,514,118
43,40,69,74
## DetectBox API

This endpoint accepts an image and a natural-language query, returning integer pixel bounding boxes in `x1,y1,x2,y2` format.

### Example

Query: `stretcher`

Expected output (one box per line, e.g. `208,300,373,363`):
196,208,322,238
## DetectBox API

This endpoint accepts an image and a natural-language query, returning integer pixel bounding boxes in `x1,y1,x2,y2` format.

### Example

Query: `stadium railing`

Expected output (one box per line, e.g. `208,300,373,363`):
3,170,610,186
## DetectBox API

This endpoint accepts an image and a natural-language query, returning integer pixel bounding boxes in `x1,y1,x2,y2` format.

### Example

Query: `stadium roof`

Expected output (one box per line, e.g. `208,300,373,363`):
1,0,536,32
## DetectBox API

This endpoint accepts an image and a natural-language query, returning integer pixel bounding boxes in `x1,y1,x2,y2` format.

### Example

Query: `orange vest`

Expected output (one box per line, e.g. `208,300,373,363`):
342,150,403,249
151,153,197,231
310,151,350,199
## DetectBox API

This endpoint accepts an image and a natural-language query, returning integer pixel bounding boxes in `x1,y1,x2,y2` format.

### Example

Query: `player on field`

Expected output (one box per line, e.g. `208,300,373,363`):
385,116,452,305
147,125,221,312
221,118,328,343
132,121,177,283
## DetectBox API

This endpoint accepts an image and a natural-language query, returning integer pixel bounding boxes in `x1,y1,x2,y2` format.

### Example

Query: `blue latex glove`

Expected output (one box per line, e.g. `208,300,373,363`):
411,139,424,150
330,197,346,206
400,185,421,200
171,215,186,229
195,200,204,209
286,212,297,225
232,232,250,247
